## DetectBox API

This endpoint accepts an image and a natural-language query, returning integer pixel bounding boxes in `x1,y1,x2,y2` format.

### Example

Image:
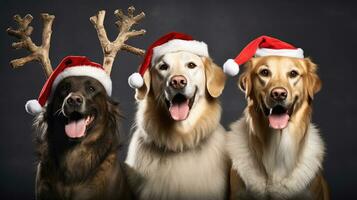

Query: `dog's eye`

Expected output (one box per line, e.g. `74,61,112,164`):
259,69,270,77
61,84,71,95
289,70,299,78
187,62,197,69
159,63,169,71
88,86,96,93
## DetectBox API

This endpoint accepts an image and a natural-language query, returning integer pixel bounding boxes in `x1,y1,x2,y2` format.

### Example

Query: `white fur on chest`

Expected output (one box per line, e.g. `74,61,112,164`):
126,126,227,200
227,119,325,199
262,127,298,183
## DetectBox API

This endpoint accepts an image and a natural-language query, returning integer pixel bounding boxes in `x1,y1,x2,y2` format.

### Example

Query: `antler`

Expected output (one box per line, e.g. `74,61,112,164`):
7,13,55,78
90,6,146,74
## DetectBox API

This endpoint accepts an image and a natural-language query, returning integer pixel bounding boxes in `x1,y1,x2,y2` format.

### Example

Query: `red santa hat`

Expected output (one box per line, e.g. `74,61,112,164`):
223,35,304,76
128,32,209,89
25,56,112,115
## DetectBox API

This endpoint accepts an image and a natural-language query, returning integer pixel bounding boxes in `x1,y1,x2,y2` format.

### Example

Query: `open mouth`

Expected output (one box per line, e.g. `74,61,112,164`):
165,92,195,121
262,98,297,130
64,112,94,139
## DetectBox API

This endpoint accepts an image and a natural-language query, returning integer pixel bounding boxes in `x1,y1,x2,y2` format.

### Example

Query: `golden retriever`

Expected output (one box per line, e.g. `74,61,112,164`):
126,51,229,200
227,56,329,199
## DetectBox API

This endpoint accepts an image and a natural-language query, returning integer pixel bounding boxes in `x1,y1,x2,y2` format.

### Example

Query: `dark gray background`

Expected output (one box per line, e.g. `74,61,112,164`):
1,0,356,199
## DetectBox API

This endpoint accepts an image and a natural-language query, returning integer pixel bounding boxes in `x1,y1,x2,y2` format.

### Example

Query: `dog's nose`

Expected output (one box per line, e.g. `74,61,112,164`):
170,75,187,89
66,94,83,106
271,87,288,101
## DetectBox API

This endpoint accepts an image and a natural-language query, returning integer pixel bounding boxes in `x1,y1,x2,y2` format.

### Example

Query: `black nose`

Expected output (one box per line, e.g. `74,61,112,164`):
170,75,187,89
270,87,288,101
66,94,83,106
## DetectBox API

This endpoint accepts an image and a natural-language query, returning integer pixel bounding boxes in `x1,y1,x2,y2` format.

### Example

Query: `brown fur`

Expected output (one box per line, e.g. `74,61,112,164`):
34,77,132,200
228,56,329,199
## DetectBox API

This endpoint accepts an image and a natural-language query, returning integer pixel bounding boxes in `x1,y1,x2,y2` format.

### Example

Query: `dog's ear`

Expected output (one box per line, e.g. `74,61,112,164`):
238,61,253,98
204,58,226,98
105,98,122,141
301,58,322,100
135,70,151,100
107,99,122,123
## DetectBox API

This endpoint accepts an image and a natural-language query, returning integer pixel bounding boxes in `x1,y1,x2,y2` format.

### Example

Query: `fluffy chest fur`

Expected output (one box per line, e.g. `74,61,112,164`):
227,117,325,199
126,125,228,200
36,152,122,200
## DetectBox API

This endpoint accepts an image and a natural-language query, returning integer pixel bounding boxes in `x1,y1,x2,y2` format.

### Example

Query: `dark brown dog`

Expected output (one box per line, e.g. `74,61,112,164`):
34,76,132,200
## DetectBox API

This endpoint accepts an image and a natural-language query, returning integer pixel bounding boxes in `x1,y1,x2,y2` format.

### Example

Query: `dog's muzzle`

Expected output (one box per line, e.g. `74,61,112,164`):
165,87,197,121
262,94,297,130
169,75,187,90
62,93,94,139
63,93,86,115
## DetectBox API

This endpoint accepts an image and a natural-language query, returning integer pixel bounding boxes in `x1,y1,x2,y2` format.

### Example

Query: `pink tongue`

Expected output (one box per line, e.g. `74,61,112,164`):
65,118,86,138
169,100,190,121
268,114,290,129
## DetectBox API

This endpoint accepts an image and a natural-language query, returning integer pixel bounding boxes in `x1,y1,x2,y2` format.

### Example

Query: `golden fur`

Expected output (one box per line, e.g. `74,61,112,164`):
126,52,229,200
227,56,329,200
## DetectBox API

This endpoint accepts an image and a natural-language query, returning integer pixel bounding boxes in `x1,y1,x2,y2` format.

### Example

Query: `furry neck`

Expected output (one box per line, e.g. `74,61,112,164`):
136,92,221,152
228,99,324,198
246,100,312,179
36,112,118,183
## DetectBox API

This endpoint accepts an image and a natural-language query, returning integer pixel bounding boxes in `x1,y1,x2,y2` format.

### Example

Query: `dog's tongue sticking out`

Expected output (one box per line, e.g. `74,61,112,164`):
268,113,289,130
169,99,190,121
65,116,91,138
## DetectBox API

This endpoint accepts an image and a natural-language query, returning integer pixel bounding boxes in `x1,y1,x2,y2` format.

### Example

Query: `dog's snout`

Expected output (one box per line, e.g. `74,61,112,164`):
170,75,187,89
271,87,288,101
66,94,83,107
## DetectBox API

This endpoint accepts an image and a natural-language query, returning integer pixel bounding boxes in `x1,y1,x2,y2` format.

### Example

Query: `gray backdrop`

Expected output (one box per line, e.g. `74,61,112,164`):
1,0,356,199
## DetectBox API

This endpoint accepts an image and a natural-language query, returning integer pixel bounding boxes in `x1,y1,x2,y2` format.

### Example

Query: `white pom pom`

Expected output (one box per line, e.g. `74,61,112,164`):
223,59,239,76
25,99,43,115
128,72,144,89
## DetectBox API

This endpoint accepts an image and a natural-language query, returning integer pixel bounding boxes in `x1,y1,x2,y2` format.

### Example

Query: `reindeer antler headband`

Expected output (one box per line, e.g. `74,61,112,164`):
7,6,146,115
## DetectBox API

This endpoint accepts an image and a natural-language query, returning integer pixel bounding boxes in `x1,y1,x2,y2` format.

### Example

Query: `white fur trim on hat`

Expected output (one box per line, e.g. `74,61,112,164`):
25,99,43,115
152,39,209,65
52,66,112,96
255,48,304,58
223,59,239,76
128,72,144,89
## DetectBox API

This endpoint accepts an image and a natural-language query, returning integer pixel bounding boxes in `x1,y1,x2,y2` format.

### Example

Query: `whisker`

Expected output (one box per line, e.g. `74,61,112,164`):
155,90,166,108
59,109,65,116
53,108,63,116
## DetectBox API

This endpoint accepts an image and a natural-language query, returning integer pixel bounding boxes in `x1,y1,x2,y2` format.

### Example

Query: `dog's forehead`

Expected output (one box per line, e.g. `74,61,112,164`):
61,76,93,83
59,76,104,89
256,56,301,71
161,51,202,65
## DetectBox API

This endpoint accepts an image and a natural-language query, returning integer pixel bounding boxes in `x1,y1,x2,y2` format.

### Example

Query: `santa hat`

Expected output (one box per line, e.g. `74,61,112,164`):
25,56,112,115
223,35,304,76
128,32,209,89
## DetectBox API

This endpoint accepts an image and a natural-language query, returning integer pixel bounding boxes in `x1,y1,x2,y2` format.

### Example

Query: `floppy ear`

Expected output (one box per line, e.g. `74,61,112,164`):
135,70,151,100
302,58,322,100
204,58,226,98
106,98,122,129
238,61,253,98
